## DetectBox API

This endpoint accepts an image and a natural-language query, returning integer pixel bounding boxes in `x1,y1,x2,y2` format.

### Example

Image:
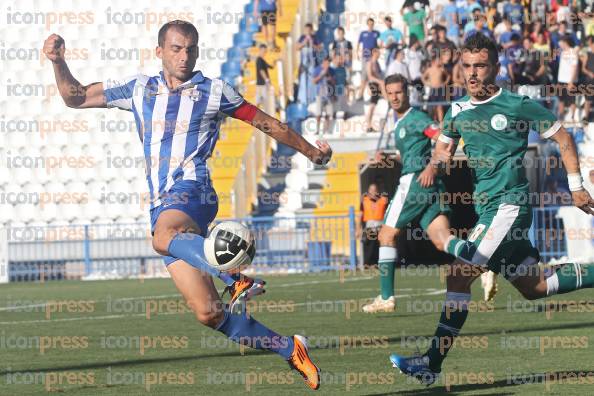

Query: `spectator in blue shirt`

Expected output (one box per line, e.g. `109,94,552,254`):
551,21,580,50
498,19,521,49
441,0,461,45
464,12,493,41
496,47,512,89
463,8,481,35
297,23,321,69
379,16,403,67
466,0,483,19
504,33,524,86
297,23,321,104
357,18,380,99
313,57,336,134
503,0,524,30
331,53,348,116
456,0,469,27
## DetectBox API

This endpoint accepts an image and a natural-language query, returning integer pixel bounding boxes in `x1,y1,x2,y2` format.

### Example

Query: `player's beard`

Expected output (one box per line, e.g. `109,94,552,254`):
467,76,498,99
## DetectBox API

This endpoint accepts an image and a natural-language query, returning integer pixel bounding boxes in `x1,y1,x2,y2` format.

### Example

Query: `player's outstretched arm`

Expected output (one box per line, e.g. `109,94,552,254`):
43,34,106,109
551,126,594,215
250,108,332,165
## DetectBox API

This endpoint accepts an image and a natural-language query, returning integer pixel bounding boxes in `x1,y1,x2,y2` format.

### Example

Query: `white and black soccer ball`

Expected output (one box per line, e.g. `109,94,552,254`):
204,221,256,272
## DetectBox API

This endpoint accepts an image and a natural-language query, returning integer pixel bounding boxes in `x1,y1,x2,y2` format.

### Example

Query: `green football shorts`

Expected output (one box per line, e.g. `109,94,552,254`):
383,171,450,231
464,203,540,278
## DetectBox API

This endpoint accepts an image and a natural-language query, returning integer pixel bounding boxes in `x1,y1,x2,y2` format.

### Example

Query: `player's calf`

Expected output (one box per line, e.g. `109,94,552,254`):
511,262,594,300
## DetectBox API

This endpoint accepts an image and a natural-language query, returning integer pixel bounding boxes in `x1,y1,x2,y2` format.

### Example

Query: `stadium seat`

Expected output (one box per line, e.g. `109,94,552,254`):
40,203,60,223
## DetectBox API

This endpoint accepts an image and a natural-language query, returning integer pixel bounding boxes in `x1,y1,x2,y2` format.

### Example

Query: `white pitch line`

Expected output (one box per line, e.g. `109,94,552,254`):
0,276,376,312
0,288,446,325
0,294,182,312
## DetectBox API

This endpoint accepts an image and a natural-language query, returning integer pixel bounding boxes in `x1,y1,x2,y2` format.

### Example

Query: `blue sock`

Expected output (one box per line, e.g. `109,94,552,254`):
167,233,237,286
216,310,295,360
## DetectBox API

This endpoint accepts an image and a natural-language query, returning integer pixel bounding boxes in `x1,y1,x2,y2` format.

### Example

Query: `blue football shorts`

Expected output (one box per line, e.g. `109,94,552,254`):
150,180,219,265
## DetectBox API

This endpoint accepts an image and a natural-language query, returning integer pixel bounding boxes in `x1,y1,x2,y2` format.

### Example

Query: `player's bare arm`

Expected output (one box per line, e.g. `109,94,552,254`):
417,160,437,188
250,108,333,165
551,126,594,215
430,140,455,168
43,34,106,109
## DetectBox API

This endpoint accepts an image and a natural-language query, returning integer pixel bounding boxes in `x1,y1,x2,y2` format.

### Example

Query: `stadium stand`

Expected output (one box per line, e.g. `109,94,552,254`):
1,0,593,282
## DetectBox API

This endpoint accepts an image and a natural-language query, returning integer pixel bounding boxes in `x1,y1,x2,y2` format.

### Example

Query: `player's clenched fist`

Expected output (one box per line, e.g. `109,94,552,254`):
43,34,66,63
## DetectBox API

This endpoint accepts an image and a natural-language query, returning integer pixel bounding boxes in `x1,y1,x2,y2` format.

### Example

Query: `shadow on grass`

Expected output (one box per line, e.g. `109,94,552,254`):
2,320,591,377
361,370,589,395
0,350,266,375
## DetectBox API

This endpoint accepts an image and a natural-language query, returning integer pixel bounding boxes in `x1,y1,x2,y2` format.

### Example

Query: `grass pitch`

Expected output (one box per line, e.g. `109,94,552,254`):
0,269,592,395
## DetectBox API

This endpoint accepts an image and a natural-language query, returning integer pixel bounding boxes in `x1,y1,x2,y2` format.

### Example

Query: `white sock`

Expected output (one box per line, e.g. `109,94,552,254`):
546,272,559,296
379,246,397,262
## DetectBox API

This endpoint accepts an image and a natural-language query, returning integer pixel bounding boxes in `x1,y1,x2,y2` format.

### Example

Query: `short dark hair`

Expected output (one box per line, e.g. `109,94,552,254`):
462,32,499,64
367,17,375,23
560,34,574,47
384,16,392,22
259,43,267,49
305,23,313,29
384,73,409,91
337,26,345,33
158,20,198,47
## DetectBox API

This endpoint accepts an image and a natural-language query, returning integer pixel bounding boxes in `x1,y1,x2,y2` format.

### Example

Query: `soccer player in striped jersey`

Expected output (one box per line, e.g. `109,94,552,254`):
390,33,594,386
44,21,331,390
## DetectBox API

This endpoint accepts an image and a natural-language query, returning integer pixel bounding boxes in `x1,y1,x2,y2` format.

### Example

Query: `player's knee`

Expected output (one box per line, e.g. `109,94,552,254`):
151,233,170,256
196,308,225,328
378,227,398,245
152,226,180,256
431,238,445,252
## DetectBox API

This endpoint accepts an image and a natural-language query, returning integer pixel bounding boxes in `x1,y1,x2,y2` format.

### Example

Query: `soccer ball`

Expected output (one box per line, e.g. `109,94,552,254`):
204,221,256,272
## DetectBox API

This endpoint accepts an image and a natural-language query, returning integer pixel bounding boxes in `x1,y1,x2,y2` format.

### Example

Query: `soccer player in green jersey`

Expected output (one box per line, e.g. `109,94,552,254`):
362,74,453,313
390,33,594,385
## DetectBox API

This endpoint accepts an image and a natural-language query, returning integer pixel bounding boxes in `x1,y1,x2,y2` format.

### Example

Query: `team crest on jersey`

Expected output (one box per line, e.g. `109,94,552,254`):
490,114,508,131
399,128,406,138
185,87,202,101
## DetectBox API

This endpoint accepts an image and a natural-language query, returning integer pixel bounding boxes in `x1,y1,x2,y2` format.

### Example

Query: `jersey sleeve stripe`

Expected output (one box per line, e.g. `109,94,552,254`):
103,76,138,110
541,120,562,139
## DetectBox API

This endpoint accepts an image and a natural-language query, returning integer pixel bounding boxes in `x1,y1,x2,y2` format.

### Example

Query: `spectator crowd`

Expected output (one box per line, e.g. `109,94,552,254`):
294,0,594,130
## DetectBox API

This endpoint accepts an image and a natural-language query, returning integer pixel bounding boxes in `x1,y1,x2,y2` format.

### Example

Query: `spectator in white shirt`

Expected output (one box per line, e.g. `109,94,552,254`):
386,48,409,79
557,36,579,120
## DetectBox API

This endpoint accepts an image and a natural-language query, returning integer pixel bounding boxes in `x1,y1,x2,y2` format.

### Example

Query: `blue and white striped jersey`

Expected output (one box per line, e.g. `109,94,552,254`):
103,71,246,209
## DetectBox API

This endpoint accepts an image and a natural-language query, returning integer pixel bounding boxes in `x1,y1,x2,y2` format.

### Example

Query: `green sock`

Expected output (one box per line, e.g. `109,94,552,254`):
379,246,397,299
445,236,477,263
426,292,470,372
547,263,594,295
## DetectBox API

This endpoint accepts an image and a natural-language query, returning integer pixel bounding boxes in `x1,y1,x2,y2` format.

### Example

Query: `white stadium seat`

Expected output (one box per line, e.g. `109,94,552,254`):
40,203,60,223
3,0,247,227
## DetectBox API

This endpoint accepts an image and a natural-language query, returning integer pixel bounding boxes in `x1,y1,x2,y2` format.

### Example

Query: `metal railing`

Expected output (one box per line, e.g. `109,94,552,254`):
3,205,572,283
4,208,358,282
530,206,569,263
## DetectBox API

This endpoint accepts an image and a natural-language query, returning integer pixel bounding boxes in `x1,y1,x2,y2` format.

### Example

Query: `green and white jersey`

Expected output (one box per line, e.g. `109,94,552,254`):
391,107,434,175
440,88,560,213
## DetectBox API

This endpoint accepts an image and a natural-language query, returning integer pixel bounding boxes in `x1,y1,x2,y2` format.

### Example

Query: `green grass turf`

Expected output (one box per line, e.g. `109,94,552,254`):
0,269,592,395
